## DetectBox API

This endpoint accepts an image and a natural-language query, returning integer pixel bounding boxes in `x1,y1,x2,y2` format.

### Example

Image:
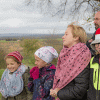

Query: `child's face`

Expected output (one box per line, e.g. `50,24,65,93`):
34,54,47,69
6,58,20,72
62,27,78,48
95,43,100,54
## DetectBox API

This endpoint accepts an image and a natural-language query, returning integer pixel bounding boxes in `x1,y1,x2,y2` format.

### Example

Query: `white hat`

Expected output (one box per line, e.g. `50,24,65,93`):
34,46,58,63
91,28,100,51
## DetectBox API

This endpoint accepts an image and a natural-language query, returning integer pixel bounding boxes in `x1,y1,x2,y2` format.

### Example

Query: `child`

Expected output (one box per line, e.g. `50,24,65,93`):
28,46,58,100
0,51,32,100
87,28,100,100
50,24,91,100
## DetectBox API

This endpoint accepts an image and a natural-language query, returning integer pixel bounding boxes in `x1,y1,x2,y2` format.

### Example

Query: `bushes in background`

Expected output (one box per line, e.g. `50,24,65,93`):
42,37,63,66
0,47,6,69
19,37,63,67
20,38,42,66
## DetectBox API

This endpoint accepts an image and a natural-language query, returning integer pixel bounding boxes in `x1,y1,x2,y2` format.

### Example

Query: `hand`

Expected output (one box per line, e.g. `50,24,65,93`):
50,89,57,97
30,67,37,78
54,88,60,94
50,88,60,97
30,67,39,80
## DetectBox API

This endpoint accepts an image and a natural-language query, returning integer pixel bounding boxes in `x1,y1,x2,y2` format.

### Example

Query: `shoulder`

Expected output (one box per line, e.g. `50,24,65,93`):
22,66,30,77
48,64,56,72
76,67,90,79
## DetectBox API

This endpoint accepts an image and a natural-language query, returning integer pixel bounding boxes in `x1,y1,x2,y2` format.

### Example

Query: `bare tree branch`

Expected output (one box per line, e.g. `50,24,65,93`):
25,0,100,19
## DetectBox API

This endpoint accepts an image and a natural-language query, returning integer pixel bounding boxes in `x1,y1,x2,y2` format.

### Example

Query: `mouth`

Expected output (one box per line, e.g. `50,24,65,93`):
63,40,65,42
95,24,99,29
9,68,14,71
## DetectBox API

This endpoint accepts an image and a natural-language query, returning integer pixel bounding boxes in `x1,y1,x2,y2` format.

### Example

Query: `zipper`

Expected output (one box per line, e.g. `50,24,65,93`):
94,70,96,83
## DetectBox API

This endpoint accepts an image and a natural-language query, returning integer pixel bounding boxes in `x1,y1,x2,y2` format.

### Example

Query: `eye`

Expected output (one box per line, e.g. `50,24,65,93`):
65,33,67,36
11,63,14,65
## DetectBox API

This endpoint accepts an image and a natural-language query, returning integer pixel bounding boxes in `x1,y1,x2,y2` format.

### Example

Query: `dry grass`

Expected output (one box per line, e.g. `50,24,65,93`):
0,41,23,54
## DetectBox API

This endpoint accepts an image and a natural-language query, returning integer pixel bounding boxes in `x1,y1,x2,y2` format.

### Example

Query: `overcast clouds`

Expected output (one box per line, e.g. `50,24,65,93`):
0,0,96,34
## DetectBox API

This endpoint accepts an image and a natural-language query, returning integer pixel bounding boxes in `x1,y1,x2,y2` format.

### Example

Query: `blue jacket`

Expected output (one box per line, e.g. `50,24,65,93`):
28,64,56,100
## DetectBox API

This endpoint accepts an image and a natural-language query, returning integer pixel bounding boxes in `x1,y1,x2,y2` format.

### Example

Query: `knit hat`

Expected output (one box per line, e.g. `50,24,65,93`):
34,46,58,63
7,51,23,62
91,28,100,51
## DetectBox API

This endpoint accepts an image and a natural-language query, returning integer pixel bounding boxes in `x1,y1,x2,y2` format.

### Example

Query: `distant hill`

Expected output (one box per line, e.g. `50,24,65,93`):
0,33,93,40
0,33,63,40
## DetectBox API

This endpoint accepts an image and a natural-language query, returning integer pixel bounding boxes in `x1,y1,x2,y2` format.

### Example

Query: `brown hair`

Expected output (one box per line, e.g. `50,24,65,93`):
67,23,87,43
4,56,21,64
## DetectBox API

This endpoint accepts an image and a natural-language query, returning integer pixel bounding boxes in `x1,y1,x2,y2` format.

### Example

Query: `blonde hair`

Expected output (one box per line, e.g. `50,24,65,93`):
67,23,87,43
4,56,21,64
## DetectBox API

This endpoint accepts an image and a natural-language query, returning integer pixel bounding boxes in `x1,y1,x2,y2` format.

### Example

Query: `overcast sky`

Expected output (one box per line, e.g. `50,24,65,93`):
0,0,96,34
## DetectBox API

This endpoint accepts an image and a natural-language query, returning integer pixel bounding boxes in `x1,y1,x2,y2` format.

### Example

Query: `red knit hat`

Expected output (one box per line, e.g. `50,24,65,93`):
7,51,23,62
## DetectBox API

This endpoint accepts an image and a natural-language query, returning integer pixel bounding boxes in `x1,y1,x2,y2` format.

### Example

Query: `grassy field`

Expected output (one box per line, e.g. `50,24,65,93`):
0,69,4,100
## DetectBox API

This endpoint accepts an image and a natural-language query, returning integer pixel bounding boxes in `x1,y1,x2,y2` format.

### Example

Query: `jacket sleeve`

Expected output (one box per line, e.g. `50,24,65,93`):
33,72,54,98
28,77,34,92
23,67,33,100
57,66,90,100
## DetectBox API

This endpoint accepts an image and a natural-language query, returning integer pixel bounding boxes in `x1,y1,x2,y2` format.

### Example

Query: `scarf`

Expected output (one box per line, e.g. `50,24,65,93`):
53,43,91,99
0,64,26,98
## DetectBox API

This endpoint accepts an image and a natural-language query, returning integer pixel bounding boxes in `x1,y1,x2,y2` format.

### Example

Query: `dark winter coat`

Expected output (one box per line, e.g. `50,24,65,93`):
57,67,90,100
86,31,95,57
87,54,100,100
1,67,33,100
28,64,56,100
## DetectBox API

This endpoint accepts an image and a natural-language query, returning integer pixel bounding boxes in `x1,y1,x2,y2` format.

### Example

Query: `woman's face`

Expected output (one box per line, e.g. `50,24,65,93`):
62,27,78,48
95,43,100,54
6,58,20,72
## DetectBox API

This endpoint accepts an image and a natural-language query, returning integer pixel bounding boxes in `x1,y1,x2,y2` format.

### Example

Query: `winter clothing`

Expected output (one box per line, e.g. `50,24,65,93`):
7,51,23,62
30,67,39,80
91,28,100,51
28,64,56,100
1,66,33,100
53,43,91,90
87,55,100,100
0,64,26,98
35,46,58,63
57,66,90,100
53,43,91,100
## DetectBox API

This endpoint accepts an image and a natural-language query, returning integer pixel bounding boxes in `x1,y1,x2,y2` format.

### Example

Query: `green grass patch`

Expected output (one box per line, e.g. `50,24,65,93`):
0,40,17,43
0,69,4,99
0,69,4,80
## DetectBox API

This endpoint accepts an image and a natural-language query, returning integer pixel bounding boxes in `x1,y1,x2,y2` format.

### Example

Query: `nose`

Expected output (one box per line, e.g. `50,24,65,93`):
35,61,37,65
62,35,64,39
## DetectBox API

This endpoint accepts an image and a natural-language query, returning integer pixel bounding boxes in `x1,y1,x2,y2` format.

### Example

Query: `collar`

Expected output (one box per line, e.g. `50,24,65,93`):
47,64,56,70
39,64,56,72
92,54,99,64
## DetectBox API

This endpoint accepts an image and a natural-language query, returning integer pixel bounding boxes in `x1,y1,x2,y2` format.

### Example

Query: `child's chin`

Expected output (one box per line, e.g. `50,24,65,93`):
37,67,40,69
9,69,15,72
